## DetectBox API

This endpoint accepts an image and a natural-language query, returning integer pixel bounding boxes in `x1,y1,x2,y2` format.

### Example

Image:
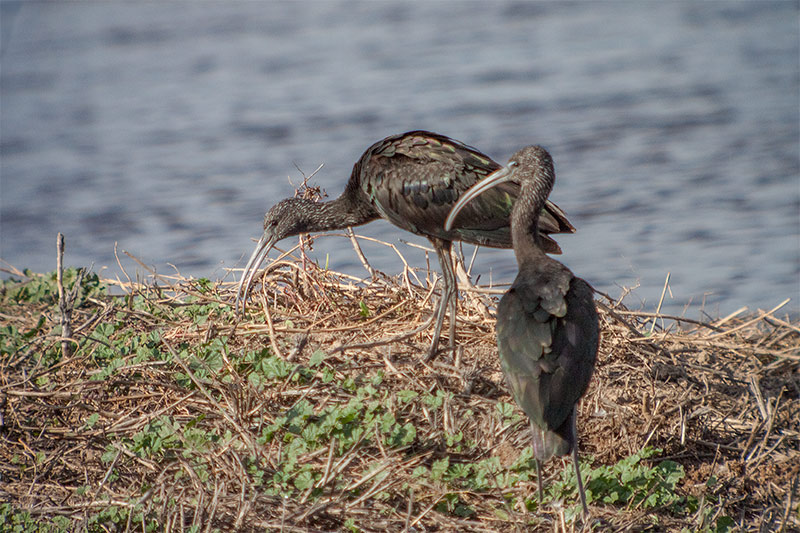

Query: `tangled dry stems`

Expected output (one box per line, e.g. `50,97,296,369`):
1,233,798,532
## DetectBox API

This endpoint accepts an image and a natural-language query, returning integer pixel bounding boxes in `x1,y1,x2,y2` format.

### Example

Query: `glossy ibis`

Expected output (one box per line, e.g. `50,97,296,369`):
445,145,599,515
236,131,575,361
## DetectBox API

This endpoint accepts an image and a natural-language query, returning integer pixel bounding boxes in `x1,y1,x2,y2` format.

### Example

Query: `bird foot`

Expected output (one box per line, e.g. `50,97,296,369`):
422,342,457,364
422,347,441,363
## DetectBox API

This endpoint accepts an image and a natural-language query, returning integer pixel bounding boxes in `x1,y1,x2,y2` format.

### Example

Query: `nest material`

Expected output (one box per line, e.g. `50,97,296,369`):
1,234,798,532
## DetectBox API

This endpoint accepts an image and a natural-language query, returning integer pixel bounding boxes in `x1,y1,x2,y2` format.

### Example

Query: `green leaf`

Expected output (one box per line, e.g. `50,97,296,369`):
101,446,118,464
496,401,516,419
431,457,450,481
715,516,735,533
309,349,326,367
396,390,418,403
86,412,100,428
294,469,315,490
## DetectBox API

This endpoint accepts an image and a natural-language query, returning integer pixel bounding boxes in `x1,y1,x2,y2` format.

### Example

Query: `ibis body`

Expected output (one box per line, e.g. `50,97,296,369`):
445,145,599,515
237,131,575,360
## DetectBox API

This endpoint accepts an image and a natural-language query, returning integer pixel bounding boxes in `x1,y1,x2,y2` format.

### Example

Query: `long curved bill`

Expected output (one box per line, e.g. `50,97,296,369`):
444,164,515,232
235,232,277,316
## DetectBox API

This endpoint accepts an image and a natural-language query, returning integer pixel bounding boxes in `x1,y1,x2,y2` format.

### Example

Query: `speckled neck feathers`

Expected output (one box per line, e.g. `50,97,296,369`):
510,158,556,268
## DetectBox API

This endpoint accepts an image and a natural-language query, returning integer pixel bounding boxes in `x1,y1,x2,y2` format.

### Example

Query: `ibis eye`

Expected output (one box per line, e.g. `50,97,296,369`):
508,161,519,168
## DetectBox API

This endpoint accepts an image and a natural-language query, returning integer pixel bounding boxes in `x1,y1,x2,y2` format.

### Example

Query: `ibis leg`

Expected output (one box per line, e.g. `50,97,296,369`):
447,260,457,351
425,239,456,362
571,411,589,518
535,457,544,506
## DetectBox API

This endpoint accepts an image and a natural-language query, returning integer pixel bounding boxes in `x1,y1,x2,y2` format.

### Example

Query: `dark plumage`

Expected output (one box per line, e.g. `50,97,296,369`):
445,145,599,515
236,131,575,360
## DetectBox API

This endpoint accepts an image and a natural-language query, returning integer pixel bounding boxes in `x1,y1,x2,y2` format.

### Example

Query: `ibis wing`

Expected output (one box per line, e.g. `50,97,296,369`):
361,131,516,246
356,131,571,251
497,288,553,430
549,278,599,406
497,272,599,436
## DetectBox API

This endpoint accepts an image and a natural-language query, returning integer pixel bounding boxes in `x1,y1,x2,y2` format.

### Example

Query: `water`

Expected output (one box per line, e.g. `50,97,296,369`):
2,1,798,318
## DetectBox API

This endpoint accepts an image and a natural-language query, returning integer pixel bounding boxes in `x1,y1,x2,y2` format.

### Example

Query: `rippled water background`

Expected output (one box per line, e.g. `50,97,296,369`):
2,1,798,318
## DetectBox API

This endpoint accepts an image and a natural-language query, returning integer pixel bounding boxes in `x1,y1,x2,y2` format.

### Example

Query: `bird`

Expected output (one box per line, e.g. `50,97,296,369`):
445,145,599,516
236,131,575,361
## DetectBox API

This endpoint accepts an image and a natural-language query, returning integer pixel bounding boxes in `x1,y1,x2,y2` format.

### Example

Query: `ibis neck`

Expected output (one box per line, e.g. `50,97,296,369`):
307,187,378,232
511,171,554,267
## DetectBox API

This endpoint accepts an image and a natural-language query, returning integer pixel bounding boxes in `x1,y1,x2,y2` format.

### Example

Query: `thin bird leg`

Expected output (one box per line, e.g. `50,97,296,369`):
425,239,456,362
535,457,544,506
448,285,457,351
571,410,589,518
446,251,457,352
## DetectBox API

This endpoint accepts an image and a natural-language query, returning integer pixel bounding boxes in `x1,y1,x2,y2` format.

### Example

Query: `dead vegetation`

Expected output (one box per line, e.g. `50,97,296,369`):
0,233,798,532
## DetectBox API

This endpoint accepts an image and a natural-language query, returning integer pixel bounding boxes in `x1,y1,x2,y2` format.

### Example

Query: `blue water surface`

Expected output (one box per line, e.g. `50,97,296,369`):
2,1,798,318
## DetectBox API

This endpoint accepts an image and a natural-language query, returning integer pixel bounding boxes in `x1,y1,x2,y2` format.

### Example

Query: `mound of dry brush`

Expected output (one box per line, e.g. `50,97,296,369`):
1,235,797,532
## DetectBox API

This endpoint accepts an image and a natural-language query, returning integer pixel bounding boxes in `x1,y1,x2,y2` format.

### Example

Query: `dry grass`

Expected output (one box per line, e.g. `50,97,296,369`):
1,233,798,532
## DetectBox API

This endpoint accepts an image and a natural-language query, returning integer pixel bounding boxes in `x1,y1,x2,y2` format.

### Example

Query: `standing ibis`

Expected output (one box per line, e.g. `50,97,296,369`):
445,145,598,515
